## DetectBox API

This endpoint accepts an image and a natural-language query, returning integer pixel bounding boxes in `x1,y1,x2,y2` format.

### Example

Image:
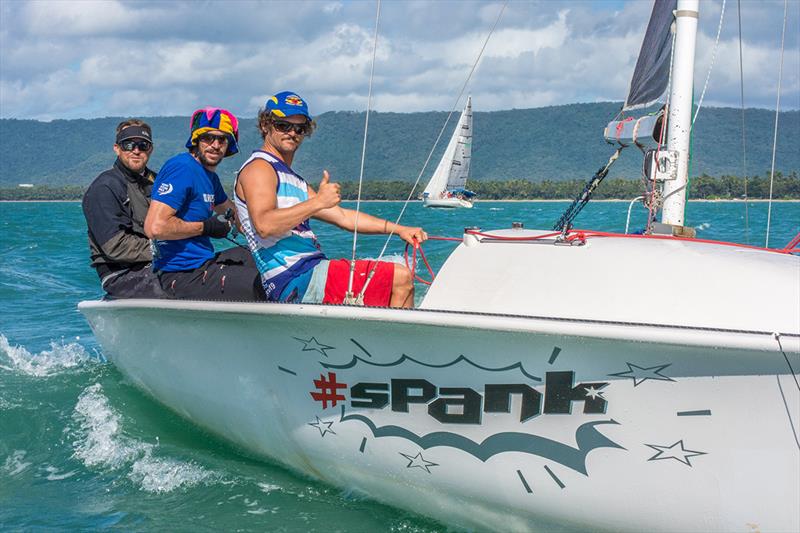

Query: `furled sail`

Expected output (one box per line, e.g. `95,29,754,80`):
622,0,677,111
423,96,473,197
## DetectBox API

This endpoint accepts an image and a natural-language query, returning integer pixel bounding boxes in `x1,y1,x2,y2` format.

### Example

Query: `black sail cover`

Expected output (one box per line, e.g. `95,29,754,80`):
623,0,677,111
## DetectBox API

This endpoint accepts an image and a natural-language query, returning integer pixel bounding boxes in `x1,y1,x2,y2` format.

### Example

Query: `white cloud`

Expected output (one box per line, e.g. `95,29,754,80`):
21,0,140,37
0,0,797,120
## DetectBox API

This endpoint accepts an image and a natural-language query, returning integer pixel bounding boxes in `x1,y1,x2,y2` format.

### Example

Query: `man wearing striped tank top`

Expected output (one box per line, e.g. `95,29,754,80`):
234,91,427,308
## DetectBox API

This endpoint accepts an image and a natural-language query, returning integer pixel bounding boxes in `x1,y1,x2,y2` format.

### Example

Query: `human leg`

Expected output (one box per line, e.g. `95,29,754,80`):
159,247,266,302
389,264,414,308
103,264,166,299
321,259,394,307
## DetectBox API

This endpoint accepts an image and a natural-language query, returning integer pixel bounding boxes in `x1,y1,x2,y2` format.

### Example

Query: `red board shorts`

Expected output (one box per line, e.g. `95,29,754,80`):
322,259,395,307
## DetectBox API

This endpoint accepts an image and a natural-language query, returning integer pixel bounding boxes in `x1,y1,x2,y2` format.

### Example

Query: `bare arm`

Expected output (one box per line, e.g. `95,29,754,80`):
237,162,339,238
314,205,427,246
144,199,203,240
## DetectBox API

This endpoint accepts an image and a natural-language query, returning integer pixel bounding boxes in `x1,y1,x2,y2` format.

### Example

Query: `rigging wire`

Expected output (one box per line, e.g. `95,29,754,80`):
736,0,750,241
344,0,381,303
765,0,788,248
384,0,507,241
692,0,726,126
355,0,509,300
774,333,800,394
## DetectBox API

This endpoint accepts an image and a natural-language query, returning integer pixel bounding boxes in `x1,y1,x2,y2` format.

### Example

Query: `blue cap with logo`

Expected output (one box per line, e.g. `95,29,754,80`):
266,91,312,120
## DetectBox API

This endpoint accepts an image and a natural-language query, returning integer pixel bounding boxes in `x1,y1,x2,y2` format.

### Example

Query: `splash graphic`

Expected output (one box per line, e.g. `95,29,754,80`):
323,353,542,382
341,406,623,475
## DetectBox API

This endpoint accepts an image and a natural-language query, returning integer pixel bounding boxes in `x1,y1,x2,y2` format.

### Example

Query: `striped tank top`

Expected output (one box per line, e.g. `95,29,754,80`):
234,151,325,299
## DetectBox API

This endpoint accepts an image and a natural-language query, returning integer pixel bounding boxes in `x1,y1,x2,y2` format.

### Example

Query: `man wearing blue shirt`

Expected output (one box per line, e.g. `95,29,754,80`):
145,107,265,301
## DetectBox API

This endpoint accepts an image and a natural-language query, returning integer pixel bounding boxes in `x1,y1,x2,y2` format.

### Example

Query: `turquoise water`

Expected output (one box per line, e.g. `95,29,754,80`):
1,200,798,531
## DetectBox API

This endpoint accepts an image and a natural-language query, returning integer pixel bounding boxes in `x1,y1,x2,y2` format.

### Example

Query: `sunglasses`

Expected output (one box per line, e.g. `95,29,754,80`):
119,139,152,152
197,133,229,146
273,120,311,136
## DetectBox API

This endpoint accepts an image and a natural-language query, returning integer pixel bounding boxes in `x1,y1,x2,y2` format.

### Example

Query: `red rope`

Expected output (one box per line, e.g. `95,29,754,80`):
783,231,800,252
405,228,797,287
404,241,437,285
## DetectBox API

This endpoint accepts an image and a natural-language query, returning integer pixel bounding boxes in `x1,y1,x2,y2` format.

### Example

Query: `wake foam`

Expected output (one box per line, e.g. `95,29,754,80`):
0,334,97,377
71,383,217,493
2,449,32,477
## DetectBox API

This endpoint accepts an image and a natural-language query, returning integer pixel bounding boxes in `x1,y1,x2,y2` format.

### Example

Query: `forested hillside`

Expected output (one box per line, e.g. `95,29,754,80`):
1,103,798,187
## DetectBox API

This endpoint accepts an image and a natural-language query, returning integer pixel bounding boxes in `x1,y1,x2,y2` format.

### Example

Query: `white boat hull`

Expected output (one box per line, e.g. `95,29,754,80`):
80,297,800,532
422,197,473,208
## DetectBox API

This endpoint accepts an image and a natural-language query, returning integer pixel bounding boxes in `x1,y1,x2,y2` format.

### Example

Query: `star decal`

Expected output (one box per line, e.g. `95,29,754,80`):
609,363,675,386
400,452,438,473
294,337,335,357
645,440,706,466
308,416,336,437
583,385,606,400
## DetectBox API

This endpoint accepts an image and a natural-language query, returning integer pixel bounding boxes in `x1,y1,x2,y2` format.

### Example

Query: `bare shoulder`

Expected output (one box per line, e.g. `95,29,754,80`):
239,158,277,184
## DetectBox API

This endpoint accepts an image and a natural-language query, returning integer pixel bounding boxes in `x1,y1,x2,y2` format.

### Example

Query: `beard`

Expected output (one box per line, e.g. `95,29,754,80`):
194,147,223,168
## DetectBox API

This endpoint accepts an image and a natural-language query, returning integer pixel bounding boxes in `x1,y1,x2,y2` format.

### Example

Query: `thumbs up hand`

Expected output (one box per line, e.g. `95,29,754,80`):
315,170,341,209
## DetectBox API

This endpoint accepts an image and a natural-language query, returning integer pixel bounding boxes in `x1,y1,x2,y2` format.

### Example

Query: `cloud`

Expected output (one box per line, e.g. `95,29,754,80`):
0,0,797,120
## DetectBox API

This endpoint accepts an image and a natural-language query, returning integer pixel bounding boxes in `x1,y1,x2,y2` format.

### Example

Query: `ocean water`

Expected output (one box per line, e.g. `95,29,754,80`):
1,200,798,531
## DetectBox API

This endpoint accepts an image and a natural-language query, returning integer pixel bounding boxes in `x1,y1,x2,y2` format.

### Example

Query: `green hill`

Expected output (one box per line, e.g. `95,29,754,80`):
1,103,797,187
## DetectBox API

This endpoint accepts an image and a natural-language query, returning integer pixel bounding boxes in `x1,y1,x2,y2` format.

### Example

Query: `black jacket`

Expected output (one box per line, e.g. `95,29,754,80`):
82,159,156,280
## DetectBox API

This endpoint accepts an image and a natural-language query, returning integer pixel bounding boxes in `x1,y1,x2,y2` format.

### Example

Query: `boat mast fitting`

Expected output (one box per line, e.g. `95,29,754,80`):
661,0,699,228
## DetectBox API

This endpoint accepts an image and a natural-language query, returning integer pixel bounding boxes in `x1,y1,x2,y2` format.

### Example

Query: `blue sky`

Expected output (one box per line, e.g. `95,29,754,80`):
0,0,797,120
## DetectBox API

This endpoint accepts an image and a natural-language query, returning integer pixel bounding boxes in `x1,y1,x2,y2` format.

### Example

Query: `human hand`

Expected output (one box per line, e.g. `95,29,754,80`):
396,225,428,247
315,170,341,209
201,214,231,238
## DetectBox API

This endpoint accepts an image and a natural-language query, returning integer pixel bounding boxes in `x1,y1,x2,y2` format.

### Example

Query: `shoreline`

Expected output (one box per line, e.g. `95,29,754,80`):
2,199,799,204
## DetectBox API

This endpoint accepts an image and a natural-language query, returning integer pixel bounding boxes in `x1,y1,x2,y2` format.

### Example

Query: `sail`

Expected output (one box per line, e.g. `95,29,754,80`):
622,0,677,111
423,96,473,197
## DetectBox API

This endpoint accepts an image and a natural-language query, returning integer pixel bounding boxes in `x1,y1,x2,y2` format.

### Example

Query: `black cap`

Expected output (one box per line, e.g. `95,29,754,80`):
116,125,152,144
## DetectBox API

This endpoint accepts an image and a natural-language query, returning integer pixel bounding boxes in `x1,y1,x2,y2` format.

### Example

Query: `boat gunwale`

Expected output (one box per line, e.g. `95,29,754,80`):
78,298,800,353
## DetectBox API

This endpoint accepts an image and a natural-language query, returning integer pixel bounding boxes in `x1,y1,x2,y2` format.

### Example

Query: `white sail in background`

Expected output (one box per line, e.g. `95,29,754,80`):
423,96,474,208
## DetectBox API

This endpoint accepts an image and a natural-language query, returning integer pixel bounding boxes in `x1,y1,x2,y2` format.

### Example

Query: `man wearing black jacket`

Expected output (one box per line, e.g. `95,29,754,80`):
82,119,164,298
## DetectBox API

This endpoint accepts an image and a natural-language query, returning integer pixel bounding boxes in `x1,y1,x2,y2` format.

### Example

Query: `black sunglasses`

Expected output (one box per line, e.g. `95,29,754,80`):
119,139,152,152
273,120,311,136
197,132,229,145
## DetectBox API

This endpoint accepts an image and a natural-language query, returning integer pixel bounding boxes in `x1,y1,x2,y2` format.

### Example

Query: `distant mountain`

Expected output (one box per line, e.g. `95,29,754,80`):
1,103,797,187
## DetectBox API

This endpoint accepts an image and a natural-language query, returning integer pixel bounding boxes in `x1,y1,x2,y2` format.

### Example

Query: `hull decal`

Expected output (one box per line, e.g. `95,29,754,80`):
676,409,712,416
340,406,624,475
359,437,367,453
309,415,336,437
609,362,675,386
350,339,374,358
516,470,533,493
323,353,542,382
543,464,566,488
278,366,297,376
547,346,562,365
310,372,347,408
294,337,335,357
400,451,438,473
645,440,706,466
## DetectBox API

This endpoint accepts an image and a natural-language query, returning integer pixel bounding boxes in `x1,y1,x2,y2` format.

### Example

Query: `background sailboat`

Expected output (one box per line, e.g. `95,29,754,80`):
421,96,475,208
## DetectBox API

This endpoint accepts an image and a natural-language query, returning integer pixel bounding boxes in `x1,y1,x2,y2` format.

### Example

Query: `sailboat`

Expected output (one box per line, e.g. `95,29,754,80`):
421,96,475,208
79,1,799,531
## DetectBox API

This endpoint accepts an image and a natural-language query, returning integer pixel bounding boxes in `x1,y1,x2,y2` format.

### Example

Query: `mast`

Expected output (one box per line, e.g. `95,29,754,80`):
661,0,699,227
